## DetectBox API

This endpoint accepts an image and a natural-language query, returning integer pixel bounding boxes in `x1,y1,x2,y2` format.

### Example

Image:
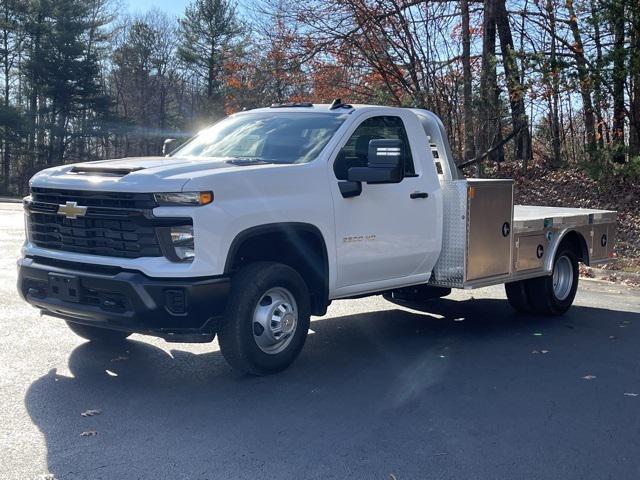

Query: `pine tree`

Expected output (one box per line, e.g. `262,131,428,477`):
0,0,26,192
178,0,243,120
22,0,110,166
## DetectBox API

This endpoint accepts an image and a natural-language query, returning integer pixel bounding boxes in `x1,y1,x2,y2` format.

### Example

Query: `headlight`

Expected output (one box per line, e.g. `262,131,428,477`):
170,225,195,262
155,191,213,206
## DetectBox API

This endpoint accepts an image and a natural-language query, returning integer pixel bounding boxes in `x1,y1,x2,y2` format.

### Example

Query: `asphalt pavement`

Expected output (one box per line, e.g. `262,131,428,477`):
1,201,639,480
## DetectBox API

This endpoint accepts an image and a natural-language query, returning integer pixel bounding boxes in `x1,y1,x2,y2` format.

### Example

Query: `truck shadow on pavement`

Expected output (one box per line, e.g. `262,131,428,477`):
24,298,640,479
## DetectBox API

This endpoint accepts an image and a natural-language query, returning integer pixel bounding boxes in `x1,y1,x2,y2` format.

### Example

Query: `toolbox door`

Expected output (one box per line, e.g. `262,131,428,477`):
465,181,514,281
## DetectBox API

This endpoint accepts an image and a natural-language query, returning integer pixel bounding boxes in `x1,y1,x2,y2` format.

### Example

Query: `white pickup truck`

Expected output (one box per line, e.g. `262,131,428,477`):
18,101,617,374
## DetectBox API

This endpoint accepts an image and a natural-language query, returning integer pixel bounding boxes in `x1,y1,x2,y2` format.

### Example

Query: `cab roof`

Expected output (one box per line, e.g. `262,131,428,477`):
241,103,404,115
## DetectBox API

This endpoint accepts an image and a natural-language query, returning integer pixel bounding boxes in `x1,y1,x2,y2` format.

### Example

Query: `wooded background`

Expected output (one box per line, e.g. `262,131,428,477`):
0,0,639,195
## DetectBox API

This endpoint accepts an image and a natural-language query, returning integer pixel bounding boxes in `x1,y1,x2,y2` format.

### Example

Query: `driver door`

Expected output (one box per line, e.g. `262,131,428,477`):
329,113,440,291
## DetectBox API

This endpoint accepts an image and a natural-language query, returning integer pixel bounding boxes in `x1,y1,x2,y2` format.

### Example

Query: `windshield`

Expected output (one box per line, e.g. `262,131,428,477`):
172,112,348,164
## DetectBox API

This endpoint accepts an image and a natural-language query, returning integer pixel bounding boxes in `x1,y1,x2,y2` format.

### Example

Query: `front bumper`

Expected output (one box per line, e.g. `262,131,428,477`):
17,256,230,342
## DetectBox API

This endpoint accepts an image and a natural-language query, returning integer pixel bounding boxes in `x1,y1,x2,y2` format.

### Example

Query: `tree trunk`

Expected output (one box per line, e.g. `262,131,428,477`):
629,1,640,157
496,0,531,160
589,0,608,149
495,0,531,162
545,0,562,168
1,11,9,194
478,0,499,176
565,0,598,159
461,0,475,162
611,0,626,163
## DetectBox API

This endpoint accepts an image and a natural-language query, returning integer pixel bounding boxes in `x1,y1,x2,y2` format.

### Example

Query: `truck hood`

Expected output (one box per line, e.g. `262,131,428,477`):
29,156,276,193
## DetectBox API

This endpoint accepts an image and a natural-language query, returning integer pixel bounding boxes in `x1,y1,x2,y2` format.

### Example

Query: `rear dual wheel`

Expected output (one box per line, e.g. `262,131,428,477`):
505,246,579,316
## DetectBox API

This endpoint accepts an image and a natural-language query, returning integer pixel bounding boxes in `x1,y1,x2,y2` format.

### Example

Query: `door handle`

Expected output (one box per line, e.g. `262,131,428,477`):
410,192,429,199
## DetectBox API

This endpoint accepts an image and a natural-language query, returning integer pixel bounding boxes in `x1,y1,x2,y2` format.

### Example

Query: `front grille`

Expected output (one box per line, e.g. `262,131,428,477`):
31,187,157,211
26,188,164,259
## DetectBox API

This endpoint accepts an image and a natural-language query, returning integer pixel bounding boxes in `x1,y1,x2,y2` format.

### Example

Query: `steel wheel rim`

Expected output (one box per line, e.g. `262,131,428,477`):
552,255,573,301
252,287,298,354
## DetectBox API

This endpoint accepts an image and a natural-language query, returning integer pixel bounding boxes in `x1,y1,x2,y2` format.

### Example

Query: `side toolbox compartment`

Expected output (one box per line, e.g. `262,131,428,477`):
589,223,614,262
465,180,514,281
514,234,548,272
430,179,514,287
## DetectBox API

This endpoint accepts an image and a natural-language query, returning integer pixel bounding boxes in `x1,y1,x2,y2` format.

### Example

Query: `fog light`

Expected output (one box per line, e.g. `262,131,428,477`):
165,289,186,314
171,225,195,262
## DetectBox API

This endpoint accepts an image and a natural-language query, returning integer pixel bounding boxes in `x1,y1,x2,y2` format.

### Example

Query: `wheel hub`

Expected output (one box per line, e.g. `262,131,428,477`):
280,313,295,333
252,287,298,354
552,255,573,301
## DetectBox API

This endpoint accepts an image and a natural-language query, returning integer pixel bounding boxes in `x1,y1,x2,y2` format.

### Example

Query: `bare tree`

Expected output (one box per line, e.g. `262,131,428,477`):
460,0,475,162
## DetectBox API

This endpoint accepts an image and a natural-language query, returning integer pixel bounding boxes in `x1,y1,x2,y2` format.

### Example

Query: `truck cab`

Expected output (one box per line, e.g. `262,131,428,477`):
17,102,616,374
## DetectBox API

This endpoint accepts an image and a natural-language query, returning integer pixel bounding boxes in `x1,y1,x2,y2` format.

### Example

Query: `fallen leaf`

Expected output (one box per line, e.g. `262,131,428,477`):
623,393,638,397
80,431,98,437
81,409,102,417
541,350,550,354
582,375,597,380
453,317,465,322
533,332,543,336
389,475,398,480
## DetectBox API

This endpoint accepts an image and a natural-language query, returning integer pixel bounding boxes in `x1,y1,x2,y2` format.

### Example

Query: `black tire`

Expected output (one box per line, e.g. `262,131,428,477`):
66,321,131,343
218,262,311,375
505,280,532,313
526,246,579,316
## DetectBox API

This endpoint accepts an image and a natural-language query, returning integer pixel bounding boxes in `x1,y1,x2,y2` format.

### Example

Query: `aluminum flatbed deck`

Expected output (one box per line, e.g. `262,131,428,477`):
513,205,617,232
429,179,617,289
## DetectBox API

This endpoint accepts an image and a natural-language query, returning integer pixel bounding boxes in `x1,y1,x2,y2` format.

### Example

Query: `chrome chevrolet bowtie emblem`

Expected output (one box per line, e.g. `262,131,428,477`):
57,201,87,219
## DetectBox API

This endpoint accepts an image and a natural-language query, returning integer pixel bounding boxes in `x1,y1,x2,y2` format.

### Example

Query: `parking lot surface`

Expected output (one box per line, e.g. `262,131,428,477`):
1,202,639,480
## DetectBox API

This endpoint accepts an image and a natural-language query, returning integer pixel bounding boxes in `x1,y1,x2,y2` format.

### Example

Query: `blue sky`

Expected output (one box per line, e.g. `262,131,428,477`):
124,0,192,16
124,0,253,17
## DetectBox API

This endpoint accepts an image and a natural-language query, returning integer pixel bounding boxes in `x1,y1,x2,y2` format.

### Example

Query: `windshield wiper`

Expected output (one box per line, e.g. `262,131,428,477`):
226,157,289,166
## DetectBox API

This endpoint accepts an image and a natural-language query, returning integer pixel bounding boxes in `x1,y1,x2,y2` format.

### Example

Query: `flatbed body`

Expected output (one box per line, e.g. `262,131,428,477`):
427,178,615,290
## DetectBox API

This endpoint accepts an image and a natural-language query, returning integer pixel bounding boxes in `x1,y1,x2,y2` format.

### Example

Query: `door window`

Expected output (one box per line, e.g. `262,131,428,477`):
333,116,416,180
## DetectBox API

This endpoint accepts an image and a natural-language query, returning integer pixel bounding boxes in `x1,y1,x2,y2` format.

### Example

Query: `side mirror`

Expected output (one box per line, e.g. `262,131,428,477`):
347,139,404,184
163,138,178,156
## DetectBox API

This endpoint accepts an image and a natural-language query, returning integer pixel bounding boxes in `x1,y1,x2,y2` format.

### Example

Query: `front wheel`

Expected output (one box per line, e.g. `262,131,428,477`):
66,321,131,343
218,262,311,375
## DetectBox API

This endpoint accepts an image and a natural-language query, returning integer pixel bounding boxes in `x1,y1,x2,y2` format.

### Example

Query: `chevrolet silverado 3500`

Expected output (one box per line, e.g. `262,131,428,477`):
17,102,617,374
